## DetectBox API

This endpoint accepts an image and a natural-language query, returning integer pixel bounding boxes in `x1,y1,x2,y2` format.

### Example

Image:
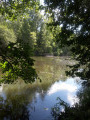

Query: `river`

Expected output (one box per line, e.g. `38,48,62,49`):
0,57,82,120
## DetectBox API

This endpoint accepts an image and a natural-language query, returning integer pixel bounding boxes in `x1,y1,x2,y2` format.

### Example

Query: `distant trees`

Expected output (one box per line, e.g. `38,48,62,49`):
35,22,52,55
0,24,16,60
9,10,63,56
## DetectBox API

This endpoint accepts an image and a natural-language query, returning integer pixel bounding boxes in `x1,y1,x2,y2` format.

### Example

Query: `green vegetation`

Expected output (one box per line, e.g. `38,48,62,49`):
44,0,90,119
45,0,90,81
51,86,90,120
0,22,37,84
0,0,40,84
0,0,90,119
0,0,70,84
0,56,67,119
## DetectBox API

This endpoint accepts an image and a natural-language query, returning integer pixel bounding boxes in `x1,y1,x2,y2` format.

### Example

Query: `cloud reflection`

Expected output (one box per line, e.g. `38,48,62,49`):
47,77,80,106
48,79,77,96
67,93,79,106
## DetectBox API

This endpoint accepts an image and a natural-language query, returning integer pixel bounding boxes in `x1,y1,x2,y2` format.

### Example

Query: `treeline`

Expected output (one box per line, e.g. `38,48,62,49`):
0,11,71,56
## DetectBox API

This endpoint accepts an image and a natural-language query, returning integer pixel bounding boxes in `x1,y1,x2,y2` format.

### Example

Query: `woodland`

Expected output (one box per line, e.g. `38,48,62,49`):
0,0,90,120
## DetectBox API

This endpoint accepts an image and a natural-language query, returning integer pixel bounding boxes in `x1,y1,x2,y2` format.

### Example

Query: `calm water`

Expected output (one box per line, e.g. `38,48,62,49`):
0,57,82,120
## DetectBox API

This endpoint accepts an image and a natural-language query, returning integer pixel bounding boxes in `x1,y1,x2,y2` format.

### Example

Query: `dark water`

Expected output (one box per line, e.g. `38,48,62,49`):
0,57,82,120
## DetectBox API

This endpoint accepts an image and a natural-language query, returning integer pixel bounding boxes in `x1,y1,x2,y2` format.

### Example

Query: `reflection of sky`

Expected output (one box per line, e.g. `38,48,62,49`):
29,77,82,120
0,85,6,100
48,81,77,95
48,77,81,106
0,85,3,92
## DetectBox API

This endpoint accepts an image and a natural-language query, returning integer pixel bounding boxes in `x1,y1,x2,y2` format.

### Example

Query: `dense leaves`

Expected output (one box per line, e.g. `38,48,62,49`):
44,1,90,120
0,0,39,84
44,0,90,81
0,25,37,84
0,0,39,20
0,1,63,84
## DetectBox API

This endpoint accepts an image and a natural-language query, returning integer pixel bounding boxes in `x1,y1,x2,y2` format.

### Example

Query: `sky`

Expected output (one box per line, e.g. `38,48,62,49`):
40,0,44,5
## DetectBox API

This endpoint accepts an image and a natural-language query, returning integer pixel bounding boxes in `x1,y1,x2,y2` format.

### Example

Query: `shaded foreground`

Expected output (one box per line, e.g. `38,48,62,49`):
52,85,90,120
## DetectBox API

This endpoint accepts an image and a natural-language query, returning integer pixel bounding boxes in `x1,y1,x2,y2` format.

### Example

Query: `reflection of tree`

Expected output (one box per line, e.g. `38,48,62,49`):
2,57,69,102
0,57,72,119
39,90,47,101
34,57,67,82
0,95,29,120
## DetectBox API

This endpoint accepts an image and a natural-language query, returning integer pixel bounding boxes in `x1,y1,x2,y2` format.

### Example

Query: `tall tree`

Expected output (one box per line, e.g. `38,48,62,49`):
35,23,53,55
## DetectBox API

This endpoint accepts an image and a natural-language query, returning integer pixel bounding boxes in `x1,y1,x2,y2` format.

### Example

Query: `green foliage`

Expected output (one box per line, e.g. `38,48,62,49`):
0,0,71,84
0,42,37,84
0,0,40,84
0,21,37,84
35,23,53,55
0,0,39,20
51,87,90,120
45,0,90,81
44,1,90,119
0,24,16,57
17,18,36,54
0,24,16,44
51,97,69,120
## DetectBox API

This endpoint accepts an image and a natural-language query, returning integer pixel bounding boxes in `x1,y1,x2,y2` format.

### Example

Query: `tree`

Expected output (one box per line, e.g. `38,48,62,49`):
0,24,37,84
35,23,53,55
10,9,62,56
0,1,39,84
52,87,90,120
44,0,90,81
0,24,16,57
0,0,39,20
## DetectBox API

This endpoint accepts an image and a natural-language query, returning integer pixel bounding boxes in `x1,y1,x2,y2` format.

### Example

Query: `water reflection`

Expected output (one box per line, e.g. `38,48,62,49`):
48,77,81,106
0,95,29,120
28,77,81,120
48,79,77,95
0,57,81,120
33,57,68,82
